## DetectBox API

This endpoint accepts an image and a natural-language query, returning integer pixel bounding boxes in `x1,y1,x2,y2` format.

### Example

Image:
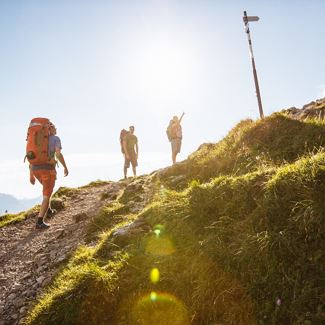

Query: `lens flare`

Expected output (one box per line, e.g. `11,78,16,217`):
154,224,165,233
150,268,160,283
131,292,190,325
160,185,167,198
145,236,175,256
154,229,161,237
145,225,175,256
150,291,158,301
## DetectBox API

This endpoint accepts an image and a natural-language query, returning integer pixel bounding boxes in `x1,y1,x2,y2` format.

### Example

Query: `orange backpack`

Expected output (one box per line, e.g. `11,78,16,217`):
25,117,51,165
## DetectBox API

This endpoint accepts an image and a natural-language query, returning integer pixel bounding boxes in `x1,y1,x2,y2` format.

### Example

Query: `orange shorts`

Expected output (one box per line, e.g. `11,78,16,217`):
33,169,57,197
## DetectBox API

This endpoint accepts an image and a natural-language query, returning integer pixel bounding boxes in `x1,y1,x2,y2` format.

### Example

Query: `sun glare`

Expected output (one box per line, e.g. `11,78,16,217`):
128,38,195,100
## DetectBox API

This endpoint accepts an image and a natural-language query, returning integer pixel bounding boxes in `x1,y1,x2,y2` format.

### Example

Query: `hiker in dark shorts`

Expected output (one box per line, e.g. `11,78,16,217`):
168,113,184,164
29,122,68,229
123,125,138,179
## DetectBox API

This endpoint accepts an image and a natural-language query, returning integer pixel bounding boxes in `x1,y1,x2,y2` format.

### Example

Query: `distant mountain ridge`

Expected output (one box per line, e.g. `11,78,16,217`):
0,193,40,214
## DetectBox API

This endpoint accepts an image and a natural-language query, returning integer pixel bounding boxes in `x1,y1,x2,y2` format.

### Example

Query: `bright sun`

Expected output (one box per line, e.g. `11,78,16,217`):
127,38,195,100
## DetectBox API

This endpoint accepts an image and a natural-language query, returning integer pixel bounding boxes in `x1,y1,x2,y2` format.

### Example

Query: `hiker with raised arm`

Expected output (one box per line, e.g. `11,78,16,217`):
26,119,68,229
122,125,138,179
166,112,185,164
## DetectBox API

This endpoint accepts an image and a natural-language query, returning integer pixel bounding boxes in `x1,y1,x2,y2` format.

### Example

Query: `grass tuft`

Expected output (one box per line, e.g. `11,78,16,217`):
0,205,39,228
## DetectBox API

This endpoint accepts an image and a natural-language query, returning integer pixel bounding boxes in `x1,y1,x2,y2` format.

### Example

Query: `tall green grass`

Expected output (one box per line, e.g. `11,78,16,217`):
188,152,325,323
25,113,325,324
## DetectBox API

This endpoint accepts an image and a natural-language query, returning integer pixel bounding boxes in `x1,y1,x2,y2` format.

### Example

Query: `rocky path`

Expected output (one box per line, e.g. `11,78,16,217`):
0,181,124,325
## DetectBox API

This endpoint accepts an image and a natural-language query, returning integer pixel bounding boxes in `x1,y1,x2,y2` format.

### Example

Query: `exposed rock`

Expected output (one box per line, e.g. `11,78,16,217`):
50,198,65,211
7,293,16,301
283,97,325,120
36,266,45,273
42,277,52,287
35,257,47,267
11,313,18,320
12,282,23,292
22,289,34,298
36,275,45,285
112,218,151,247
24,209,39,219
73,212,89,223
100,186,121,201
54,228,66,239
167,174,187,186
55,255,67,264
21,274,31,281
14,298,24,308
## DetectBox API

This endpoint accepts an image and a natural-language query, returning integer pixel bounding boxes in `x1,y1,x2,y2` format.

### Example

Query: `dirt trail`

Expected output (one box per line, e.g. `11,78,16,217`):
0,182,123,325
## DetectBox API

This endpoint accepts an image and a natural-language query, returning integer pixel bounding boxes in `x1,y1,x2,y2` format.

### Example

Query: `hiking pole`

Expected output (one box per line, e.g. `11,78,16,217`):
243,11,264,119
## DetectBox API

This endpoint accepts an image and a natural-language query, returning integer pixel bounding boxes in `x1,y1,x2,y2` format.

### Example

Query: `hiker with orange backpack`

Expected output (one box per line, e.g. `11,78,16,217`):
121,125,138,179
26,119,68,229
166,112,185,164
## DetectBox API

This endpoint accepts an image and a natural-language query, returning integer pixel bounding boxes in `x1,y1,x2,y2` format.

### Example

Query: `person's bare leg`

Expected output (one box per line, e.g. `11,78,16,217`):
172,152,176,164
124,167,128,179
132,167,136,177
37,195,50,223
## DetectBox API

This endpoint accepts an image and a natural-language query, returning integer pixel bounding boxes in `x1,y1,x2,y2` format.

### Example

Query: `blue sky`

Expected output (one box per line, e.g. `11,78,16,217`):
0,0,324,199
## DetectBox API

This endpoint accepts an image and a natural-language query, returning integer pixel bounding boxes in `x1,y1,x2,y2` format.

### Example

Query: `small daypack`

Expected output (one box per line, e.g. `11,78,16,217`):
120,129,129,153
25,117,51,165
166,121,174,142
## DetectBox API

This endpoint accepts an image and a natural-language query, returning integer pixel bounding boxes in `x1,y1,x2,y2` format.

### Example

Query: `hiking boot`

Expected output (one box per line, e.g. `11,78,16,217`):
35,221,50,230
46,208,57,218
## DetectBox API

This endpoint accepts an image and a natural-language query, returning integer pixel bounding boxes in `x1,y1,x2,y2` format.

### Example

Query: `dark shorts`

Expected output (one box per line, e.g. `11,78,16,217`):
171,138,182,154
124,153,138,168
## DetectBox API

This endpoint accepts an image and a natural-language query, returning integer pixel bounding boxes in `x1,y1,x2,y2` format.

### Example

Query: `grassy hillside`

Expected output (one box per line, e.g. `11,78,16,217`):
159,113,325,189
25,110,325,325
0,206,40,228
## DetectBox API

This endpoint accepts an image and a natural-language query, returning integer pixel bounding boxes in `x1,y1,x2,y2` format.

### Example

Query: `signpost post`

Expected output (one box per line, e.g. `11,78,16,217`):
243,11,264,119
